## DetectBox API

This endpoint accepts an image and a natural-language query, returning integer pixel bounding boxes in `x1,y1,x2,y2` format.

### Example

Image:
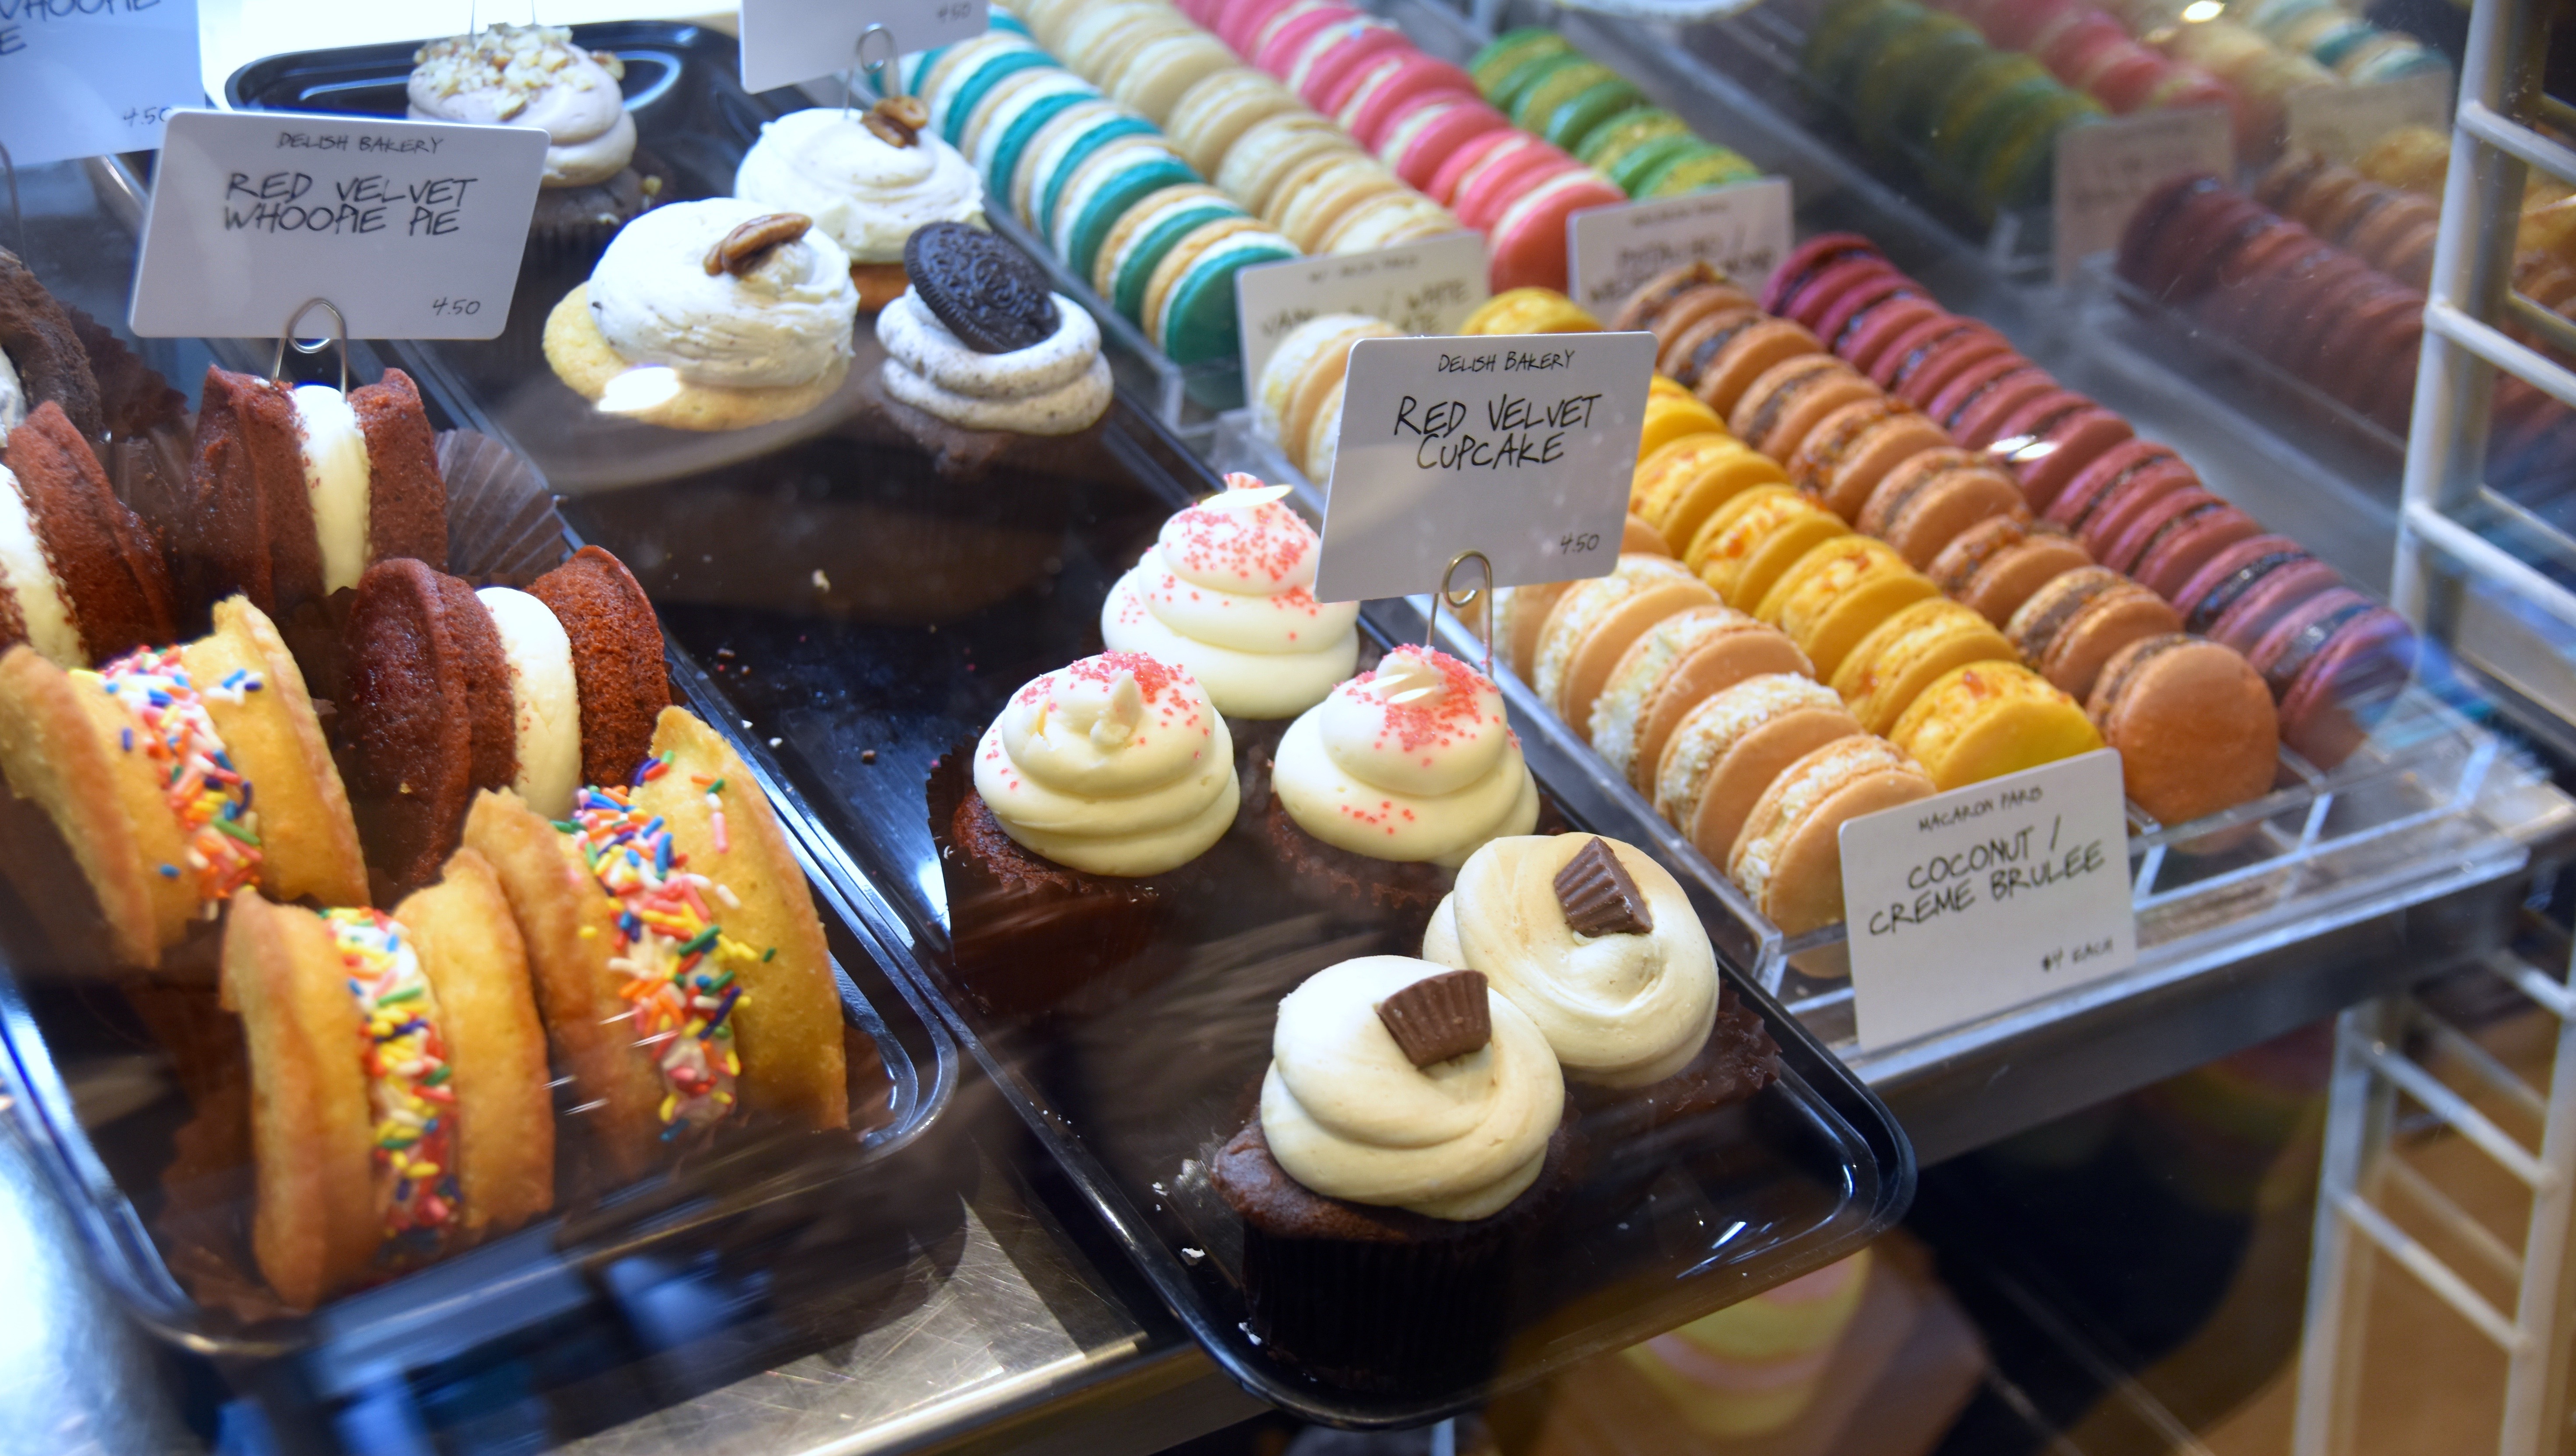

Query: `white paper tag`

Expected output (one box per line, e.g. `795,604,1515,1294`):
1839,749,2136,1050
2285,68,2452,166
739,0,990,94
1565,175,1793,315
0,0,201,168
129,111,548,342
1233,232,1488,401
2052,104,2233,286
1312,331,1654,603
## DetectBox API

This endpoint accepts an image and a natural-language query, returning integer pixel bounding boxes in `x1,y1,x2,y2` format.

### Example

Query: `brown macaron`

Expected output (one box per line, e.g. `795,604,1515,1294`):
1788,397,1955,520
1660,304,1765,387
1693,316,1826,417
1930,517,2095,627
1857,448,2031,568
1729,357,1880,462
2087,633,2280,826
2004,565,2184,701
1614,263,1748,335
1640,278,1761,350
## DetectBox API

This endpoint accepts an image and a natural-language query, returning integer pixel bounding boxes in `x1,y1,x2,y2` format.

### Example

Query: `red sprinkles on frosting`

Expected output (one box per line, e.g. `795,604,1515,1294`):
1349,647,1503,761
1163,474,1317,589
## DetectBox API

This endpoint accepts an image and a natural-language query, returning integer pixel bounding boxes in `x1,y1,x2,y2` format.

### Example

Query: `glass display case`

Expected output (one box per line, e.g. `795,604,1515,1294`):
4,0,2575,1452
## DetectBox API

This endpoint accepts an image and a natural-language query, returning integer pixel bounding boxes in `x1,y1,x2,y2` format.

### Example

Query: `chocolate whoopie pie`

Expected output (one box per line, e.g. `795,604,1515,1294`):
0,250,105,440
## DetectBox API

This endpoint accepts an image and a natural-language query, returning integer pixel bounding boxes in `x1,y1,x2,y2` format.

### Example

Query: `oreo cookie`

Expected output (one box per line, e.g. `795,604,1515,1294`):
903,222,1059,354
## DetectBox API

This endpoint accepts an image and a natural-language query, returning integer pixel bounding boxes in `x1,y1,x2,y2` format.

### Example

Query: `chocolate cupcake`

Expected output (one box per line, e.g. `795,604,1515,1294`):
1209,955,1576,1389
1261,645,1539,936
929,650,1238,1016
876,223,1112,436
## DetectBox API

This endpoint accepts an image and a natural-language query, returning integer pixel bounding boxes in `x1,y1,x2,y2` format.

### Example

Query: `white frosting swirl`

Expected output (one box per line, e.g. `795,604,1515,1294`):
1261,955,1563,1220
876,289,1111,434
1272,646,1539,867
589,198,859,390
0,463,79,667
1099,474,1359,719
1422,835,1718,1088
475,586,582,820
407,24,637,188
973,651,1239,876
291,385,373,595
734,108,986,265
0,350,24,433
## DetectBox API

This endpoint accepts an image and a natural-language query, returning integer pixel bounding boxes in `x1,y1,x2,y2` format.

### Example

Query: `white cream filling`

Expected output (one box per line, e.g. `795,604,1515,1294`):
292,385,374,595
475,586,583,820
0,349,25,433
0,464,80,667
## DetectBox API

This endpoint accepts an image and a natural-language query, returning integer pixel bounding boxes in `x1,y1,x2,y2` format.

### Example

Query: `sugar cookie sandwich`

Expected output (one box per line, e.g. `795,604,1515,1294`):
0,400,179,666
188,366,447,619
0,595,366,969
341,546,668,894
221,846,552,1309
463,707,846,1184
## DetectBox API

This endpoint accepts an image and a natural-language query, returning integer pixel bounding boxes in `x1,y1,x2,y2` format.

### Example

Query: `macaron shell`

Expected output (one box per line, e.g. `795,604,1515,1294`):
2134,505,2265,602
1557,578,1724,726
1658,451,1796,562
1841,295,1948,376
1924,354,2041,434
2174,534,2313,634
1695,319,1828,417
1779,257,1907,333
1888,328,2014,409
1760,232,1883,316
1687,707,1865,870
1808,409,1956,521
1950,368,2062,448
1693,489,1850,608
1380,98,1511,190
1733,364,1882,461
1763,538,1941,679
2044,440,2181,534
2274,605,2414,768
1622,513,1673,555
2207,556,2342,654
1649,283,1764,350
1155,229,1301,364
2010,408,2136,514
1955,533,2095,626
1488,171,1626,292
1167,68,1303,176
1813,272,1922,358
1451,143,1581,229
1865,461,2031,569
1834,598,2018,735
2027,578,2185,700
2073,459,2199,558
1891,662,2104,791
1501,579,1576,681
1659,304,1764,383
2086,634,2281,826
1622,624,1817,792
1737,746,1939,934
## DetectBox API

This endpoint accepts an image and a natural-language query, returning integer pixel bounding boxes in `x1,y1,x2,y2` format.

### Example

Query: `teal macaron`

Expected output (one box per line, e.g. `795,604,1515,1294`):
1154,225,1299,366
1055,144,1203,281
1104,190,1249,323
976,73,1101,199
1031,106,1161,236
933,45,1056,145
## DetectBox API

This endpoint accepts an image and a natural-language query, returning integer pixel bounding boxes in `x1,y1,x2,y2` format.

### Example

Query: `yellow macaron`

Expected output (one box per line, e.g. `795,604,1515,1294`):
1755,536,1939,680
1459,287,1603,335
1643,442,1789,561
1831,597,2016,735
1639,390,1727,459
1690,487,1850,611
1890,660,2106,790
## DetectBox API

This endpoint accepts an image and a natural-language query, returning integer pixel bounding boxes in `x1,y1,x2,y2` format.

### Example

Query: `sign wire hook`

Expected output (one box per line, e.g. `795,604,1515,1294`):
270,298,350,395
1430,548,1494,680
846,22,901,113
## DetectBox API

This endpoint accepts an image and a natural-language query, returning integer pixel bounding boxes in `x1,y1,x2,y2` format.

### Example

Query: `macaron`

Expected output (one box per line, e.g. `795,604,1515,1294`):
974,72,1106,198
2175,536,2337,642
1588,604,1814,790
1146,221,1301,365
2007,406,2136,515
1507,58,1621,132
1633,437,1790,554
1923,355,2047,439
1424,126,1529,207
1624,513,1673,555
1856,449,2030,568
1494,579,1574,682
1638,389,1727,458
1890,661,2104,792
1616,262,1748,335
2042,440,2182,535
1165,67,1304,177
1531,555,1721,725
2250,592,2414,768
1449,136,1582,229
1286,18,1407,104
1487,170,1626,292
2091,485,2222,577
1270,154,1408,250
2086,633,2280,825
1758,535,1941,679
1250,3,1365,75
1022,104,1161,233
1654,674,1862,871
1054,143,1203,283
1468,27,1574,94
1839,295,1948,377
1692,486,1851,609
1317,190,1458,251
1376,96,1511,191
1729,735,1939,935
1578,109,1693,172
1256,312,1395,444
2004,564,2184,700
1217,112,1362,218
1459,287,1601,335
1788,396,1955,521
1728,356,1881,461
1930,516,2095,626
1760,232,1886,318
1775,256,1907,334
1947,364,2063,449
1811,270,1922,360
1832,597,2017,735
1095,184,1246,322
1339,54,1480,149
1112,32,1241,123
932,44,1057,147
1542,76,1648,152
1882,320,2016,409
2129,499,2267,603
1690,317,1824,416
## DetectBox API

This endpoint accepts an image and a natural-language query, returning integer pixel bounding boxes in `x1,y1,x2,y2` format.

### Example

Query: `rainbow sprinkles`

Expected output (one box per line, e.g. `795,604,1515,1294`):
81,648,265,911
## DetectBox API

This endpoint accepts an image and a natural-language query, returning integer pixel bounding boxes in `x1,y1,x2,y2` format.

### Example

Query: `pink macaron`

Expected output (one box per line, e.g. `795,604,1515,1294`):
1425,126,1524,206
1338,54,1478,149
1814,273,1924,358
1251,3,1364,74
1287,19,1407,104
1452,140,1582,229
1489,170,1626,292
2008,406,2135,515
2071,457,2199,557
2044,439,2178,531
1950,367,2063,448
1775,256,1905,332
1886,323,2014,408
2257,592,2416,767
2202,551,2342,652
1217,0,1306,52
1839,295,1945,374
2094,486,2215,573
1760,232,1886,317
1377,95,1512,191
1983,387,2095,453
1924,353,2039,430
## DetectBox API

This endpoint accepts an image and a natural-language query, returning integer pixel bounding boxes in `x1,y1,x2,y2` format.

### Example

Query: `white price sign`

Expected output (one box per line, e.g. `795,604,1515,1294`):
1838,749,2136,1049
0,0,201,168
1233,231,1488,399
1313,331,1655,603
739,0,989,95
2285,69,2452,166
1565,174,1793,314
131,110,546,341
2051,104,2233,285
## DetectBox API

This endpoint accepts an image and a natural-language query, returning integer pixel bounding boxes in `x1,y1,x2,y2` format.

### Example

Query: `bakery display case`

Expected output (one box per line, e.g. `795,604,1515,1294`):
7,0,2576,1452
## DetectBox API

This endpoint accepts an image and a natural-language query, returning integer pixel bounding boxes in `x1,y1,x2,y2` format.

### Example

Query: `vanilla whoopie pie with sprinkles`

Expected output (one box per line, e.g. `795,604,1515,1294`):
465,707,845,1184
222,846,552,1309
877,222,1112,434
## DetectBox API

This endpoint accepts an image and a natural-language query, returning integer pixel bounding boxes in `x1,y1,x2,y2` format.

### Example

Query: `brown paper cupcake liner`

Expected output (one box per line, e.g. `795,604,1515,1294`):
438,428,572,586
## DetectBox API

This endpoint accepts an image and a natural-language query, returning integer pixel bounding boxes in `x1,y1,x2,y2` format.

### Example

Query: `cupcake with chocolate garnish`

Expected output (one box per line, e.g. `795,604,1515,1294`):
736,99,986,312
339,547,668,896
1100,472,1358,777
929,650,1238,1015
876,222,1111,435
1262,645,1539,933
1208,955,1577,1390
408,24,663,257
1423,834,1777,1136
545,199,860,433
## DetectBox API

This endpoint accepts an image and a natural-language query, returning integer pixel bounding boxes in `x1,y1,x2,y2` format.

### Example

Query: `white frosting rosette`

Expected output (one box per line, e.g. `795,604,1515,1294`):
876,288,1112,434
1260,955,1564,1220
587,198,859,390
734,107,986,264
973,650,1239,876
1422,835,1719,1088
408,24,637,188
1100,474,1359,719
1272,646,1539,866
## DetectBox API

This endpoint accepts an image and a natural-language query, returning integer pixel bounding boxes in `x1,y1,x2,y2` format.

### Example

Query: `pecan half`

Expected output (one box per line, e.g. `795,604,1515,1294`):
704,213,813,277
862,94,930,149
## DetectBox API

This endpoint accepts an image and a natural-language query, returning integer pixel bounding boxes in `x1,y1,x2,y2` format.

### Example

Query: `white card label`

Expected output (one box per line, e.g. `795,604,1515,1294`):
1233,232,1488,402
1313,331,1654,603
131,111,547,341
1566,175,1793,315
2285,69,2452,166
2052,104,2233,286
0,0,201,168
739,0,989,94
1839,749,2136,1050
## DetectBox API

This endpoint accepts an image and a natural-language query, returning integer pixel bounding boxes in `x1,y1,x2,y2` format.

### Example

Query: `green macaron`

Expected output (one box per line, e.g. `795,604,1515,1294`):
1509,59,1620,131
1156,228,1299,367
1057,147,1203,283
1577,107,1692,169
1542,76,1649,153
1978,91,2102,214
1639,145,1763,196
1488,49,1592,121
1606,132,1706,195
1469,27,1573,96
1107,192,1247,323
935,46,1056,146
